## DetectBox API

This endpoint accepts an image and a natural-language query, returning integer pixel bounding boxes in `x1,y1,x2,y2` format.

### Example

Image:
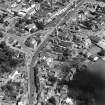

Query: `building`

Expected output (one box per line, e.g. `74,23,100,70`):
97,39,105,49
9,70,21,80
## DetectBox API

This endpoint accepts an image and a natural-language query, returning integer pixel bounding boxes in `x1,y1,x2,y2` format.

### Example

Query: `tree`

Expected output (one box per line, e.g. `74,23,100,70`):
68,66,105,105
97,50,105,56
34,21,44,30
33,0,43,3
0,41,24,75
96,0,105,3
0,31,3,38
48,96,56,105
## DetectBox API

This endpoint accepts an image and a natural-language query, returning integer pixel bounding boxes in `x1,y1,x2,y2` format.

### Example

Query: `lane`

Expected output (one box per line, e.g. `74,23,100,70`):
28,0,86,105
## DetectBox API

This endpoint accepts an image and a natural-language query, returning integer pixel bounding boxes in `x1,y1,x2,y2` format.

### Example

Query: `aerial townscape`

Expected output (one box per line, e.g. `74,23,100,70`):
1,0,105,105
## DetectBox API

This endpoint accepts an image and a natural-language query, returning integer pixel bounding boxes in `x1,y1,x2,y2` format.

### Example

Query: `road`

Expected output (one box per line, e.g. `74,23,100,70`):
46,0,75,23
28,28,54,105
28,0,86,105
